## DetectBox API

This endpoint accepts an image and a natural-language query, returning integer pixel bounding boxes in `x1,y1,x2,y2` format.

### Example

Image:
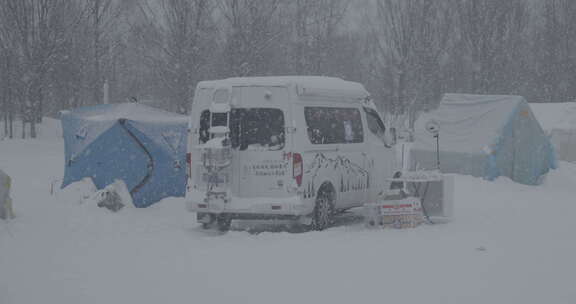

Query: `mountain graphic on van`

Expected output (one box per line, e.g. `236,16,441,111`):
304,153,370,198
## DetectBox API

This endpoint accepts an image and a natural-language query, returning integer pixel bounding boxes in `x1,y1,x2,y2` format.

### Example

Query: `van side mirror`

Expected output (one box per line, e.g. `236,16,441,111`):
384,127,397,147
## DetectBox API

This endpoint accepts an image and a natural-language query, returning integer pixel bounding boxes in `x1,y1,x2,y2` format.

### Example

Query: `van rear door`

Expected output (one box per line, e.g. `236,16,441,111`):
230,87,293,198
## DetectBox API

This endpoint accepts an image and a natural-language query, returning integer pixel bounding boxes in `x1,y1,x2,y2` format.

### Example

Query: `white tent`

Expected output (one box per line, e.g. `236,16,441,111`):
412,94,556,185
530,102,576,163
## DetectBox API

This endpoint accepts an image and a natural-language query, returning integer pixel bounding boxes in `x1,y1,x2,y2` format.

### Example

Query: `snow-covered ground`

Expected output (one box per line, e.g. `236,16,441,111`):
1,138,576,304
0,117,63,140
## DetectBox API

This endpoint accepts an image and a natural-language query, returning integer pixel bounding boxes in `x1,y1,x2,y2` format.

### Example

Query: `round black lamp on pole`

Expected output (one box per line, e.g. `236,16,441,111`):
425,120,440,170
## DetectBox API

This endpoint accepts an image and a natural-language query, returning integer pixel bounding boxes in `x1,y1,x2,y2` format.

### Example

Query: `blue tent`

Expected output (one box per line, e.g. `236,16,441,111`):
61,103,188,207
412,94,557,185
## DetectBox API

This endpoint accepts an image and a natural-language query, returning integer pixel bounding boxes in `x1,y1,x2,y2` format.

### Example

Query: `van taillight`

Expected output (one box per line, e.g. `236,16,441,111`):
293,153,303,187
186,152,192,178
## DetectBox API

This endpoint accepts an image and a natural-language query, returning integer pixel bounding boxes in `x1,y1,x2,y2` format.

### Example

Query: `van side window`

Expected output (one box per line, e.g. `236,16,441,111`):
363,107,386,140
304,107,364,144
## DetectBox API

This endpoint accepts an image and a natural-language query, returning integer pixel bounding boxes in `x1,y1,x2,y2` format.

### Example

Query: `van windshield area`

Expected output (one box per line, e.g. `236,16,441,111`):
200,108,285,151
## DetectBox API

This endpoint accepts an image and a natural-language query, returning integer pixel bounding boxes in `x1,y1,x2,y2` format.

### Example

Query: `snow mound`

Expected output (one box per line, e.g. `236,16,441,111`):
530,102,576,131
56,178,133,210
55,177,97,205
542,161,576,190
85,179,133,211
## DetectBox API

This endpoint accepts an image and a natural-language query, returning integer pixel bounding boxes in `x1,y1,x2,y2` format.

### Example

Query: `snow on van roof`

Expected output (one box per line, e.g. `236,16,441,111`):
197,76,369,96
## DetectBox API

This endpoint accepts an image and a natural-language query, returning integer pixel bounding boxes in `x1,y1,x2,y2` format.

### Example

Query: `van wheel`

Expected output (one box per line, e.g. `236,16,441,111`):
311,187,334,231
216,215,232,232
199,213,215,230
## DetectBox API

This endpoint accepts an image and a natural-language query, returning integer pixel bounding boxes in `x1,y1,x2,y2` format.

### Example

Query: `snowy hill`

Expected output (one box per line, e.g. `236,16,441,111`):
530,102,576,163
1,139,576,304
530,102,576,131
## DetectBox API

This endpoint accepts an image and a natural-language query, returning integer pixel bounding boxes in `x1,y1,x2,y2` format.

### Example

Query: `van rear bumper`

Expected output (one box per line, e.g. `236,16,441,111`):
185,190,312,217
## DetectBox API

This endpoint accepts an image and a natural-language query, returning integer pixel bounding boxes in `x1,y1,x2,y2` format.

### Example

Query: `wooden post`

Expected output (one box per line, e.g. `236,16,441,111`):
0,170,14,220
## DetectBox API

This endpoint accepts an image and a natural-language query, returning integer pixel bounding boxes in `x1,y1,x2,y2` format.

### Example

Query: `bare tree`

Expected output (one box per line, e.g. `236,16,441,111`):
218,0,283,76
366,0,453,127
137,0,217,113
84,0,123,104
3,0,576,140
533,0,576,102
0,0,82,138
0,16,15,138
285,0,349,75
455,0,528,94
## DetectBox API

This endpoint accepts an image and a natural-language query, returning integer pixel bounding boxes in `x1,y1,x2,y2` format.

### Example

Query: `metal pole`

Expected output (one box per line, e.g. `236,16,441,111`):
103,80,109,104
435,134,440,170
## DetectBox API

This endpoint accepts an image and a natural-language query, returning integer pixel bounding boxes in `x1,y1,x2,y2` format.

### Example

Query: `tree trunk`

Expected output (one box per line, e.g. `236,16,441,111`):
93,0,102,104
3,112,6,138
397,68,406,115
36,98,42,123
8,111,13,139
2,94,6,138
1,52,7,138
30,119,36,139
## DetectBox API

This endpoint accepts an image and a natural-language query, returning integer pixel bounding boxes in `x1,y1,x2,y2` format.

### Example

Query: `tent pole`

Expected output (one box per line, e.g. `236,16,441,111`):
118,119,154,197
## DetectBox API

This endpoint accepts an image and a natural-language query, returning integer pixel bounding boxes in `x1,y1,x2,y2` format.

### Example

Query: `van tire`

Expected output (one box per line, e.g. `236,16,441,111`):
217,214,232,232
311,185,335,231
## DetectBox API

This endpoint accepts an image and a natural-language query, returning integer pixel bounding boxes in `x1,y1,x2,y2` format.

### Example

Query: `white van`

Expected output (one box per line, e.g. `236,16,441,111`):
185,76,398,231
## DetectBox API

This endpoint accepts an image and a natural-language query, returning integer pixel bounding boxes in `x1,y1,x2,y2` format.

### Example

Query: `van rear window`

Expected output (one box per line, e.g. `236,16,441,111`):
199,108,285,151
304,107,363,144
